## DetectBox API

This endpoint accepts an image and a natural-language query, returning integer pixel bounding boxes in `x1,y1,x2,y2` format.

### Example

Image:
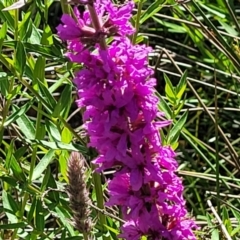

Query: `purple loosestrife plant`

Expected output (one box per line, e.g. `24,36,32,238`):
57,0,197,239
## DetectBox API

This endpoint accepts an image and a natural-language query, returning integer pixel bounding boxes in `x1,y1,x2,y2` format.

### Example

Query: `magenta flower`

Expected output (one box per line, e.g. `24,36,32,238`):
57,0,197,239
57,8,95,41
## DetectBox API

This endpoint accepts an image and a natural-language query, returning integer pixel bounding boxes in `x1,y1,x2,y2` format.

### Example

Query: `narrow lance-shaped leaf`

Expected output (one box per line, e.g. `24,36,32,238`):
168,110,188,145
0,22,7,50
164,73,176,104
32,150,55,181
35,199,45,232
4,101,33,127
15,41,26,77
12,105,36,139
140,0,167,24
2,190,19,223
176,70,188,100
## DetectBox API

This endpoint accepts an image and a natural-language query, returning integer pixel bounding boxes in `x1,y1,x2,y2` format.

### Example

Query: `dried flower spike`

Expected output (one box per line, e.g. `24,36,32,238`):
67,152,92,233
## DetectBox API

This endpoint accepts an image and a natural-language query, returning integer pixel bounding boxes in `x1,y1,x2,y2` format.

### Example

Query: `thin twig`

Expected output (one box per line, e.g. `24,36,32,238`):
207,200,232,240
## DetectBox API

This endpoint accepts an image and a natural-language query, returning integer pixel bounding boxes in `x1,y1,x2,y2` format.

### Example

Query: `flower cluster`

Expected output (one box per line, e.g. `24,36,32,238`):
57,1,197,239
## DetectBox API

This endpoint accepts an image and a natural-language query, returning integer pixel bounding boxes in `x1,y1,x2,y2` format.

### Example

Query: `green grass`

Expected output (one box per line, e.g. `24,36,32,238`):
0,0,240,239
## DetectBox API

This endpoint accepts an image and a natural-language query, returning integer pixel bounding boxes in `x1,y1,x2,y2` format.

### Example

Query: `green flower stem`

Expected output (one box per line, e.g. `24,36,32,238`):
60,0,71,15
14,7,18,41
29,102,43,182
83,232,90,240
44,0,49,24
0,76,14,144
91,163,110,240
132,0,144,44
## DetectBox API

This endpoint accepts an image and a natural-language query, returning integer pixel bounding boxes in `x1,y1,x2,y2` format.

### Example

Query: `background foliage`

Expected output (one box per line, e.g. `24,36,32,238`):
0,0,240,239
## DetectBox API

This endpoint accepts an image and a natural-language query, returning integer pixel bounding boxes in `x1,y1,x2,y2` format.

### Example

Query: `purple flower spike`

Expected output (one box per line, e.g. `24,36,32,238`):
57,0,197,239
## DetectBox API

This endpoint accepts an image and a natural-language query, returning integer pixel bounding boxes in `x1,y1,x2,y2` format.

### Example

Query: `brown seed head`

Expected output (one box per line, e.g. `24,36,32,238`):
67,152,92,233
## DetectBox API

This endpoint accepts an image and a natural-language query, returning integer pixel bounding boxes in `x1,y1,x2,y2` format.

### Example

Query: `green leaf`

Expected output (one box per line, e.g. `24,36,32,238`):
1,177,18,187
4,141,25,181
105,223,119,235
140,0,166,24
15,41,26,77
0,2,14,30
5,141,14,170
6,84,21,100
211,227,219,240
61,127,72,143
64,237,84,240
29,20,42,44
35,199,45,232
199,3,226,18
52,84,72,118
176,71,187,100
152,17,186,33
218,20,238,36
41,24,53,45
33,10,41,28
0,222,26,229
12,105,36,139
58,150,68,182
0,22,7,50
2,190,19,223
55,206,74,236
10,155,26,181
32,150,55,181
47,174,59,203
4,101,33,127
19,11,32,40
164,73,176,104
33,56,46,90
171,141,179,150
46,0,55,7
36,123,46,140
0,72,9,96
24,138,86,152
4,41,63,59
231,225,240,237
60,229,66,240
174,100,185,116
49,73,70,94
14,146,28,160
157,94,172,119
40,166,51,192
0,71,8,80
37,79,56,110
46,120,61,141
27,197,37,223
21,14,34,41
168,111,188,145
231,209,240,224
222,206,232,234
